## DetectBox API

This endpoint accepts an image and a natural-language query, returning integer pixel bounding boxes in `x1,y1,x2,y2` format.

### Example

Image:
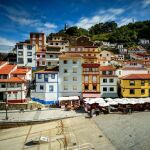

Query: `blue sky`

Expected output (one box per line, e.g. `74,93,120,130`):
0,0,150,47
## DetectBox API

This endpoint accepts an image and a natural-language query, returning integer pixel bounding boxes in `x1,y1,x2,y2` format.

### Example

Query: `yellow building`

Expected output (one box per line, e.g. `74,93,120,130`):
120,74,150,98
82,63,100,98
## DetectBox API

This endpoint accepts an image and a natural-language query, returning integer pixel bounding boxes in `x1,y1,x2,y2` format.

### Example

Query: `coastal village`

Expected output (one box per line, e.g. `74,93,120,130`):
0,28,150,115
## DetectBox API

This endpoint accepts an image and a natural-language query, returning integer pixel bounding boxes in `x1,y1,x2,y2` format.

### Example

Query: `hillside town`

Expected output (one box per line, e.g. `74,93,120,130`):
0,29,150,116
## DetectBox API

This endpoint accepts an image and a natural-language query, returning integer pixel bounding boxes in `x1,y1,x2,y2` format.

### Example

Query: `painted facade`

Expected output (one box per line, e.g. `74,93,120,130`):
16,43,37,68
82,63,100,98
59,53,82,97
31,70,59,104
100,66,118,98
120,74,150,98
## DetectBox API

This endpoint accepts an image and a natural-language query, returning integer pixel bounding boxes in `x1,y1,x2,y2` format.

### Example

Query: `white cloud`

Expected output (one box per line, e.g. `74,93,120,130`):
0,37,16,46
44,23,57,29
118,18,134,27
0,4,58,34
142,0,150,8
75,8,125,29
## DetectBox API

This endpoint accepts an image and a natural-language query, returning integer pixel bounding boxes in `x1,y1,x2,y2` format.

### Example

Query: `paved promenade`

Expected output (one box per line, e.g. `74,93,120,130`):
0,109,85,122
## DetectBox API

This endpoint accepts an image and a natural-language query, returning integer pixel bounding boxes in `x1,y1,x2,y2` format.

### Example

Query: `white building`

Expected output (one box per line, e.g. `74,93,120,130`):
31,69,59,105
0,62,30,103
116,67,149,78
16,43,37,69
139,39,150,45
99,50,114,61
100,66,118,98
0,77,27,103
59,53,82,97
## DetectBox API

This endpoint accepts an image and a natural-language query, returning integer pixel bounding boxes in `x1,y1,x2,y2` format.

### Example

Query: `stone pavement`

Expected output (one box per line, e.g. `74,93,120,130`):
0,109,85,122
0,116,116,150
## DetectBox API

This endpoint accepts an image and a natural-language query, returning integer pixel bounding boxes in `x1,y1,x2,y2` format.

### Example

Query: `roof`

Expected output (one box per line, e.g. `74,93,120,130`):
100,66,116,71
0,77,26,83
121,74,150,80
82,63,100,68
0,61,7,66
11,68,31,75
0,64,16,74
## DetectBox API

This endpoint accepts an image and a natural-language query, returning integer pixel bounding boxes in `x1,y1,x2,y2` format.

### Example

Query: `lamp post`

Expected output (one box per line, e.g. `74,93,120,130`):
5,102,8,120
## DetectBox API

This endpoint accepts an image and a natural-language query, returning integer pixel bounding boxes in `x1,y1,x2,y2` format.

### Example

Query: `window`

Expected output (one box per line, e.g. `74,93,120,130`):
18,45,23,49
64,60,67,64
85,85,88,90
149,80,150,85
110,87,114,92
130,89,135,94
102,71,106,75
18,51,23,56
73,85,77,90
51,74,55,79
93,76,97,82
17,83,21,87
103,79,107,83
103,87,107,91
73,68,77,73
40,85,44,90
42,55,45,58
64,85,68,90
130,81,135,86
107,54,109,56
42,61,45,65
10,83,14,88
64,69,68,73
45,74,48,81
141,89,145,95
27,45,32,50
141,80,145,86
15,54,22,62
108,71,112,75
48,62,51,66
1,84,6,88
64,77,68,81
93,85,97,90
50,55,53,58
85,76,88,82
38,74,42,79
109,79,114,83
49,85,54,92
73,77,77,81
37,54,40,57
27,52,32,56
73,60,77,64
27,58,32,63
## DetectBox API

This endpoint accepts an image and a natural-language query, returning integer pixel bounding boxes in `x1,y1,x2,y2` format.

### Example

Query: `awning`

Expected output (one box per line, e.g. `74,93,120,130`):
83,93,100,98
58,96,79,101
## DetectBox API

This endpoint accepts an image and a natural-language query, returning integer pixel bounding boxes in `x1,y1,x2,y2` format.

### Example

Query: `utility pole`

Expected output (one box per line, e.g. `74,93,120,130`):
5,83,8,120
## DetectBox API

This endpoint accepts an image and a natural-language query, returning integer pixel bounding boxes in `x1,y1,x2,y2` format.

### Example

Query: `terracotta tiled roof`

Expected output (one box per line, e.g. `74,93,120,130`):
0,64,16,74
0,77,26,83
11,68,31,75
121,74,150,80
0,61,7,66
100,66,116,71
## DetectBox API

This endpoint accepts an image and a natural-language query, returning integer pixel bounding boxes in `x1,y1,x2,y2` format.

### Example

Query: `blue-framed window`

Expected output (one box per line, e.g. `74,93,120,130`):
44,74,48,82
49,85,54,92
38,74,42,79
51,74,55,79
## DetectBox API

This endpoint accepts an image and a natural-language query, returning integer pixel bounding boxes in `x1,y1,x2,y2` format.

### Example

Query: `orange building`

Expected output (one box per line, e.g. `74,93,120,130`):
82,63,100,98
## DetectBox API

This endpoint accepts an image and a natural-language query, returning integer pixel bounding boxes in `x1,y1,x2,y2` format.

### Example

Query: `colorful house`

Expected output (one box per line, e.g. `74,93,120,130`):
120,74,150,98
31,68,59,105
59,53,83,97
82,63,100,98
100,66,118,98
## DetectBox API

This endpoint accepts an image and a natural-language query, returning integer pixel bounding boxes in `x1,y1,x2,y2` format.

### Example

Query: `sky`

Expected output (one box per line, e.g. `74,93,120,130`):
0,0,150,48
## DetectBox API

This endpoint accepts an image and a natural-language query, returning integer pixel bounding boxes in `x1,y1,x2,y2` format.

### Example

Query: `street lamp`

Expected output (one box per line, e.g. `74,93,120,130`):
5,99,8,120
